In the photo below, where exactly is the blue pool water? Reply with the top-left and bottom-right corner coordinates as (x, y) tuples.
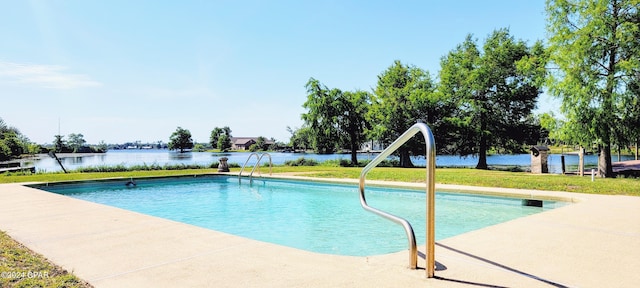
(36, 176), (565, 256)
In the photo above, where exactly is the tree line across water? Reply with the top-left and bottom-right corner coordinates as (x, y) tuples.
(1, 117), (110, 161)
(292, 1), (640, 178)
(295, 29), (546, 169)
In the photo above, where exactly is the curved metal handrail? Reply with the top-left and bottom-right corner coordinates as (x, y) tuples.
(249, 153), (272, 179)
(239, 152), (260, 181)
(359, 122), (436, 278)
(238, 152), (272, 183)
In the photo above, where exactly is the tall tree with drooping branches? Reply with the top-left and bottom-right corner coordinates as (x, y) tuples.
(301, 78), (341, 154)
(301, 78), (371, 164)
(336, 90), (371, 165)
(545, 0), (640, 177)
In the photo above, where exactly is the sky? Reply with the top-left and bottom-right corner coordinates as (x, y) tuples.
(0, 0), (558, 145)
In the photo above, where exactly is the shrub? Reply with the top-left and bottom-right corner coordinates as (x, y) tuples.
(284, 157), (318, 166)
(319, 159), (342, 167)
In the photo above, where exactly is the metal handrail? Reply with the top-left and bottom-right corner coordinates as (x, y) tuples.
(249, 153), (272, 179)
(238, 152), (272, 183)
(239, 152), (259, 181)
(359, 122), (436, 278)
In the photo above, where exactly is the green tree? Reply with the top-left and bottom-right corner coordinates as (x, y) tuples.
(301, 78), (371, 162)
(192, 143), (207, 152)
(369, 60), (438, 167)
(168, 127), (194, 153)
(336, 90), (371, 165)
(67, 133), (86, 152)
(0, 118), (24, 160)
(439, 30), (546, 169)
(1, 132), (22, 157)
(624, 75), (640, 159)
(94, 141), (108, 153)
(217, 134), (232, 151)
(538, 112), (564, 145)
(210, 127), (222, 148)
(256, 136), (271, 151)
(0, 141), (10, 161)
(53, 135), (66, 153)
(301, 78), (341, 154)
(0, 118), (36, 160)
(27, 143), (41, 155)
(15, 134), (28, 155)
(546, 0), (640, 177)
(210, 126), (232, 151)
(0, 133), (22, 160)
(287, 126), (312, 152)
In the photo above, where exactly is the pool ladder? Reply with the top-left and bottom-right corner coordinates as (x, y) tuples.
(359, 122), (436, 278)
(238, 152), (273, 183)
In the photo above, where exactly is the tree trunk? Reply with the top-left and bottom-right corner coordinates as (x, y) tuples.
(350, 137), (358, 166)
(476, 115), (489, 169)
(598, 3), (618, 178)
(598, 145), (614, 177)
(476, 135), (488, 169)
(579, 147), (585, 176)
(399, 148), (414, 168)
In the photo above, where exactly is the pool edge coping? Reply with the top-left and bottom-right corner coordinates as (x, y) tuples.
(23, 171), (585, 204)
(2, 174), (638, 287)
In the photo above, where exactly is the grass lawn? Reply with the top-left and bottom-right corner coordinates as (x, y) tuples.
(273, 166), (640, 196)
(1, 166), (638, 196)
(0, 231), (92, 288)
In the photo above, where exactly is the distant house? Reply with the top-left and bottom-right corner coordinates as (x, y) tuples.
(231, 137), (275, 150)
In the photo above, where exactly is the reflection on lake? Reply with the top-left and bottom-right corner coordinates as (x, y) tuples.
(29, 149), (636, 174)
(169, 152), (193, 160)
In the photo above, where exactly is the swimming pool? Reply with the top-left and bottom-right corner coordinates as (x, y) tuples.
(35, 175), (565, 256)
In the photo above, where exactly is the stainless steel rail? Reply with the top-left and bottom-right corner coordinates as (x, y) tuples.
(358, 122), (436, 278)
(238, 152), (272, 183)
(239, 152), (259, 181)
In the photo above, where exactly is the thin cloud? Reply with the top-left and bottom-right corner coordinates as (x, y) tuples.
(0, 61), (102, 89)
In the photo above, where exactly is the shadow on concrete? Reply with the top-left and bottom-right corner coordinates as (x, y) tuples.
(417, 250), (448, 271)
(433, 276), (511, 288)
(431, 242), (570, 288)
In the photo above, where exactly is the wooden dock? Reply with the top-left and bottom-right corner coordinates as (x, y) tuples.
(563, 159), (640, 176)
(613, 160), (640, 176)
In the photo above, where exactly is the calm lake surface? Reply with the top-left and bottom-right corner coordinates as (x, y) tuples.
(24, 149), (636, 174)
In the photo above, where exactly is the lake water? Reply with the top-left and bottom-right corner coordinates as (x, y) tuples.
(22, 149), (637, 174)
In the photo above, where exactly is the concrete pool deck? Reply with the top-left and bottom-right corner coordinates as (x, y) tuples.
(0, 176), (639, 287)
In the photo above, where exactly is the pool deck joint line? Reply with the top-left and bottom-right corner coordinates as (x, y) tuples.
(1, 174), (639, 287)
